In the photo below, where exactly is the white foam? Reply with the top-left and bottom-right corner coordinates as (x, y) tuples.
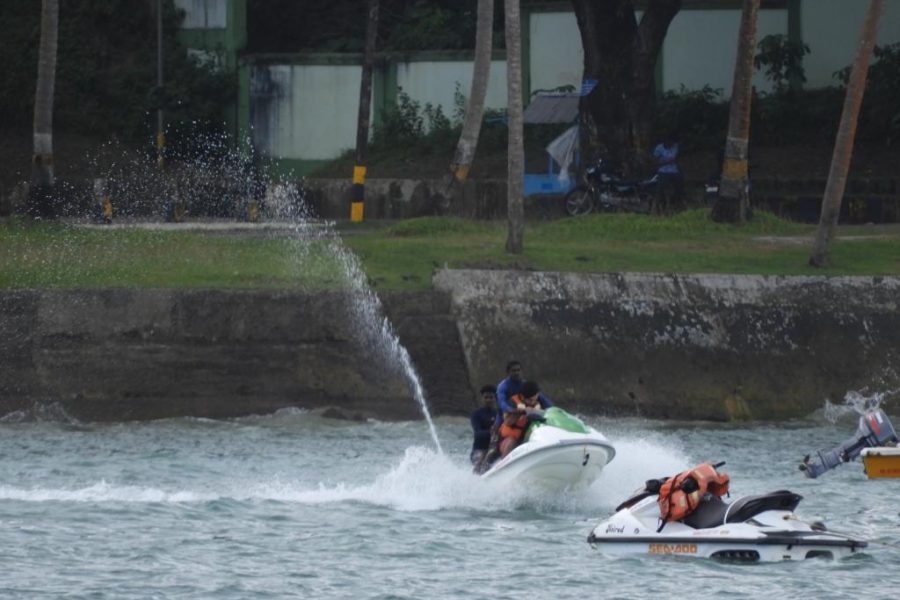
(0, 430), (691, 513)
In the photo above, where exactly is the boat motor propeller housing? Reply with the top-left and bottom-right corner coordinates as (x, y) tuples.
(800, 409), (898, 478)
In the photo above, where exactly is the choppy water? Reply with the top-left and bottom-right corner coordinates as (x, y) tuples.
(1, 408), (897, 599)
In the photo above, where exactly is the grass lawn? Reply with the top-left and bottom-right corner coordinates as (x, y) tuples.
(2, 211), (898, 290)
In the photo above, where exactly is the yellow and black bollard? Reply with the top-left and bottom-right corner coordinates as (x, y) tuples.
(351, 166), (366, 222)
(93, 178), (112, 224)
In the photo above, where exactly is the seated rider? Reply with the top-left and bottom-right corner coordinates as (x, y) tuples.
(470, 385), (498, 467)
(475, 362), (553, 473)
(498, 380), (551, 457)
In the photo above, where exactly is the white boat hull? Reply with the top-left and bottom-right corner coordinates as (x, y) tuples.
(481, 424), (615, 492)
(588, 496), (866, 562)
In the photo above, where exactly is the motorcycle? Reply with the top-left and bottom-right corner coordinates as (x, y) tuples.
(564, 159), (659, 217)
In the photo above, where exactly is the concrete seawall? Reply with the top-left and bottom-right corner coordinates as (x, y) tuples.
(0, 289), (471, 422)
(433, 270), (900, 420)
(2, 272), (898, 422)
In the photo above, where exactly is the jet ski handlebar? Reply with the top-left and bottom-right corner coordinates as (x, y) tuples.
(800, 408), (898, 478)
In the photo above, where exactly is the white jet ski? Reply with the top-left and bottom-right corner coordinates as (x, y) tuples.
(480, 407), (615, 492)
(588, 465), (867, 562)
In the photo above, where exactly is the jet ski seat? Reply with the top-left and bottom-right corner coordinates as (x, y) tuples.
(681, 490), (802, 529)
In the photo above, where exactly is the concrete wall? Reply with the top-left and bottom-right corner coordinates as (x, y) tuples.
(3, 273), (898, 423)
(251, 64), (363, 161)
(433, 270), (900, 421)
(396, 59), (508, 117)
(802, 0), (900, 88)
(0, 289), (472, 423)
(662, 8), (787, 94)
(175, 0), (227, 29)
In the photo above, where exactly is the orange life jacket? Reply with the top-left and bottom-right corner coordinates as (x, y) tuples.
(657, 463), (730, 524)
(498, 394), (532, 441)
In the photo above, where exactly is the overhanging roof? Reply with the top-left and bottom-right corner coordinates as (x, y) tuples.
(523, 93), (579, 124)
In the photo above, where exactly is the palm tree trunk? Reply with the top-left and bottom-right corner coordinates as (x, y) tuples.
(30, 0), (59, 217)
(351, 0), (379, 223)
(809, 0), (884, 267)
(450, 0), (494, 185)
(504, 0), (524, 254)
(711, 0), (759, 223)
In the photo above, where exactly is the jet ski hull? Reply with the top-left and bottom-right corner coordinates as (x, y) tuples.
(480, 413), (615, 492)
(482, 438), (615, 491)
(588, 496), (866, 562)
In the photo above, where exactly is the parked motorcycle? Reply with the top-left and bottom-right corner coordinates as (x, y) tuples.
(564, 159), (659, 216)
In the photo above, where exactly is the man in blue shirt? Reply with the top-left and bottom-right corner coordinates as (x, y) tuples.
(496, 360), (552, 423)
(473, 361), (554, 473)
(470, 385), (498, 466)
(653, 134), (684, 214)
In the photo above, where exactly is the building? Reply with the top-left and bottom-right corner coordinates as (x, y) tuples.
(176, 0), (900, 176)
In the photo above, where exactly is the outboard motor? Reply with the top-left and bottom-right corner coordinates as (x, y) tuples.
(800, 409), (898, 478)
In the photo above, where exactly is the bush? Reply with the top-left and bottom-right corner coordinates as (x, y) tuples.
(0, 1), (233, 147)
(655, 86), (729, 150)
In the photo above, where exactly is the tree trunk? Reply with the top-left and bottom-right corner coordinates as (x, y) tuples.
(505, 0), (524, 254)
(351, 0), (379, 223)
(29, 0), (59, 218)
(571, 0), (680, 173)
(450, 0), (494, 184)
(711, 0), (760, 223)
(809, 0), (884, 267)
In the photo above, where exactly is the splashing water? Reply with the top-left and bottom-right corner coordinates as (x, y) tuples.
(74, 131), (445, 451)
(237, 179), (444, 452)
(823, 389), (896, 423)
(327, 244), (444, 454)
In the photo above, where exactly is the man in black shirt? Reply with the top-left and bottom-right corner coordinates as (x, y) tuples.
(470, 384), (498, 466)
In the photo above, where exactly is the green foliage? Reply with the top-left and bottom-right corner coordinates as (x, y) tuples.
(247, 0), (504, 52)
(371, 88), (459, 156)
(0, 0), (233, 146)
(861, 43), (900, 145)
(655, 86), (728, 150)
(376, 89), (449, 137)
(751, 87), (844, 146)
(833, 43), (900, 145)
(754, 34), (810, 91)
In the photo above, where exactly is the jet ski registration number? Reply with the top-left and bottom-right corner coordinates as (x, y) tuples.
(648, 543), (698, 555)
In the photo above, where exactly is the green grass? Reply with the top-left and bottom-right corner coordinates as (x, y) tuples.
(2, 212), (898, 291)
(0, 220), (351, 289)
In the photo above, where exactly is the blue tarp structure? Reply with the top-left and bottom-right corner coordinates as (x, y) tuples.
(523, 93), (580, 198)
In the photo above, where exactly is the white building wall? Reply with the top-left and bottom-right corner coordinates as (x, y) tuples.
(174, 0), (227, 29)
(253, 65), (362, 161)
(248, 4), (900, 163)
(529, 12), (583, 92)
(396, 60), (508, 119)
(663, 8), (787, 95)
(802, 0), (900, 88)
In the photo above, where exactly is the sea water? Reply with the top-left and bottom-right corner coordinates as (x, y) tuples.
(0, 408), (897, 599)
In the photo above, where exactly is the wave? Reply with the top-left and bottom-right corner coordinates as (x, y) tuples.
(0, 432), (690, 514)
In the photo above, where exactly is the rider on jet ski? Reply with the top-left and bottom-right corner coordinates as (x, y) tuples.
(474, 362), (553, 472)
(498, 380), (552, 457)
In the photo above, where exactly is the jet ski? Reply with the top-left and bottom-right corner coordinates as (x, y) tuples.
(588, 462), (867, 562)
(480, 407), (615, 492)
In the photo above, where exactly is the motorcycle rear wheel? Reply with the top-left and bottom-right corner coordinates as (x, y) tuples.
(564, 186), (594, 217)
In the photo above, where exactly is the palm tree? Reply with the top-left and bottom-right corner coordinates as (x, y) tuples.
(448, 0), (494, 189)
(504, 0), (524, 254)
(711, 0), (759, 223)
(351, 0), (379, 222)
(809, 0), (885, 267)
(29, 0), (59, 217)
